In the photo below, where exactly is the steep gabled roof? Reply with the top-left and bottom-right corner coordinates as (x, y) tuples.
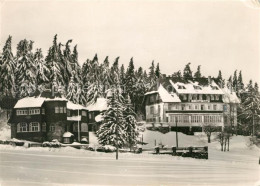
(86, 98), (108, 111)
(14, 97), (46, 108)
(145, 84), (181, 103)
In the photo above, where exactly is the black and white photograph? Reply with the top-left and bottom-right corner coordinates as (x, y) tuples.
(0, 0), (260, 185)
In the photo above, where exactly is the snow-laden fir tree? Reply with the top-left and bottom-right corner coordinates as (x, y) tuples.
(123, 95), (139, 150)
(110, 57), (120, 85)
(87, 54), (104, 103)
(34, 48), (50, 87)
(183, 62), (192, 79)
(96, 87), (126, 148)
(66, 73), (78, 103)
(125, 58), (136, 108)
(148, 60), (156, 86)
(0, 36), (16, 97)
(194, 65), (201, 78)
(45, 34), (64, 86)
(15, 39), (36, 98)
(240, 80), (260, 136)
(217, 70), (225, 88)
(155, 63), (161, 79)
(237, 70), (244, 93)
(233, 70), (238, 93)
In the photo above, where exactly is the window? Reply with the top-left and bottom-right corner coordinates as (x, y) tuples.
(67, 110), (71, 117)
(182, 105), (185, 110)
(64, 138), (70, 143)
(59, 107), (64, 113)
(193, 94), (197, 100)
(50, 125), (55, 132)
(201, 105), (204, 110)
(89, 113), (92, 119)
(150, 96), (154, 103)
(158, 105), (161, 114)
(208, 105), (211, 110)
(64, 107), (66, 113)
(195, 105), (198, 110)
(193, 85), (202, 90)
(223, 105), (227, 112)
(191, 115), (202, 123)
(82, 111), (87, 116)
(211, 95), (215, 100)
(29, 109), (40, 115)
(17, 122), (27, 132)
(215, 95), (219, 100)
(183, 95), (187, 100)
(42, 108), (45, 114)
(29, 122), (40, 132)
(42, 122), (46, 132)
(55, 107), (59, 113)
(189, 105), (192, 110)
(199, 95), (202, 100)
(73, 123), (78, 132)
(150, 106), (154, 115)
(81, 123), (88, 132)
(16, 110), (28, 115)
(213, 105), (217, 110)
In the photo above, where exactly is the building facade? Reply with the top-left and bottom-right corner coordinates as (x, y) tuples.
(8, 93), (90, 143)
(144, 77), (240, 133)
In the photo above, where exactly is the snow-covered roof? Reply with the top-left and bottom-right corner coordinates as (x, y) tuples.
(63, 132), (74, 138)
(67, 116), (82, 121)
(145, 85), (181, 103)
(67, 101), (87, 110)
(14, 97), (46, 108)
(222, 88), (241, 104)
(86, 98), (108, 111)
(169, 80), (224, 95)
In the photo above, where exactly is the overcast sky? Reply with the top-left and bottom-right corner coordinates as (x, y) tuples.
(1, 0), (259, 84)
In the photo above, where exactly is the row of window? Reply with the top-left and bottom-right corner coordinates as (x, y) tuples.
(17, 109), (45, 116)
(181, 94), (220, 101)
(17, 122), (88, 132)
(55, 107), (67, 113)
(168, 115), (223, 123)
(17, 122), (43, 132)
(167, 104), (221, 111)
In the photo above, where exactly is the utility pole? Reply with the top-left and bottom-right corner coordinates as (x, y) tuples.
(175, 116), (178, 148)
(115, 90), (119, 160)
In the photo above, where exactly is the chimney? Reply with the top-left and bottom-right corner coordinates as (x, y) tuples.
(162, 74), (166, 79)
(208, 76), (212, 84)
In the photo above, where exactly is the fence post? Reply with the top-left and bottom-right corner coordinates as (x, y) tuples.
(172, 147), (176, 155)
(155, 147), (160, 154)
(189, 147), (193, 154)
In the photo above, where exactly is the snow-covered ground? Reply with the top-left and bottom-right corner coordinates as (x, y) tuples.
(0, 129), (259, 185)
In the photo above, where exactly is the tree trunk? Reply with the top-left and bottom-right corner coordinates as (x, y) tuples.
(207, 135), (211, 143)
(227, 137), (230, 151)
(224, 139), (226, 152)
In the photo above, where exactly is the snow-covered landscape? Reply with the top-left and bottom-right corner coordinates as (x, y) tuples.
(1, 125), (260, 186)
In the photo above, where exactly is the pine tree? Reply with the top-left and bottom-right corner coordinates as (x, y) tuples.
(240, 80), (260, 136)
(97, 87), (126, 148)
(233, 70), (238, 93)
(86, 54), (104, 103)
(255, 82), (259, 93)
(183, 62), (192, 79)
(194, 65), (201, 78)
(45, 34), (64, 86)
(227, 76), (232, 91)
(15, 39), (36, 98)
(125, 57), (136, 103)
(123, 95), (138, 150)
(237, 70), (244, 91)
(155, 63), (161, 79)
(111, 57), (120, 84)
(0, 36), (16, 97)
(172, 70), (182, 78)
(148, 61), (156, 84)
(119, 64), (125, 86)
(217, 70), (225, 88)
(34, 48), (50, 86)
(66, 75), (77, 103)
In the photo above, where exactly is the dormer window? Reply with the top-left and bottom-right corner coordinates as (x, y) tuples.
(183, 95), (187, 100)
(178, 85), (186, 89)
(211, 85), (219, 90)
(211, 95), (215, 100)
(193, 85), (202, 90)
(215, 95), (219, 100)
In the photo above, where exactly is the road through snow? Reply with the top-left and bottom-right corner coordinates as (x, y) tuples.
(0, 146), (259, 186)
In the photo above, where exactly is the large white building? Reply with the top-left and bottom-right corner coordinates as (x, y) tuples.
(143, 76), (240, 134)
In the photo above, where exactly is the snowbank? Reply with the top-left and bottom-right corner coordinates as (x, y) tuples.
(0, 125), (11, 140)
